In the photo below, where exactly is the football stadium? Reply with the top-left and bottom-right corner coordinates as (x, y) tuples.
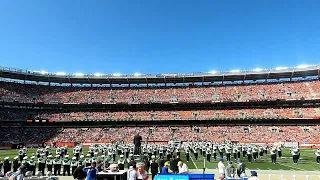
(1, 1), (320, 180)
(0, 65), (320, 180)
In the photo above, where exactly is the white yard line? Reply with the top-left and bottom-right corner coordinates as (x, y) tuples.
(278, 163), (307, 171)
(190, 154), (198, 169)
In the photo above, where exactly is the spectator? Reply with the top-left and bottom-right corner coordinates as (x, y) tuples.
(150, 157), (159, 180)
(82, 162), (97, 180)
(9, 166), (25, 180)
(177, 161), (188, 174)
(237, 159), (246, 178)
(248, 171), (259, 180)
(161, 162), (170, 174)
(127, 165), (137, 180)
(73, 162), (87, 180)
(218, 158), (225, 180)
(225, 161), (235, 178)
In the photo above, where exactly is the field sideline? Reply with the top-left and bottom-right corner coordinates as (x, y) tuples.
(0, 148), (319, 171)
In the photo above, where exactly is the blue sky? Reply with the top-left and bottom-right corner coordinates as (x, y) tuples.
(0, 0), (320, 75)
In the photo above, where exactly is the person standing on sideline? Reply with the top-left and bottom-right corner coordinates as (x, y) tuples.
(248, 171), (259, 180)
(218, 158), (225, 180)
(150, 156), (159, 180)
(73, 162), (87, 180)
(236, 159), (246, 178)
(133, 133), (142, 155)
(177, 161), (188, 174)
(82, 162), (97, 180)
(161, 162), (170, 174)
(225, 161), (235, 178)
(127, 165), (138, 180)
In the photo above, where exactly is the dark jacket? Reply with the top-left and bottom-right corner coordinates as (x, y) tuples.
(237, 163), (246, 175)
(159, 159), (165, 170)
(128, 160), (136, 167)
(151, 161), (159, 174)
(170, 159), (178, 172)
(225, 164), (235, 178)
(133, 135), (142, 146)
(73, 165), (87, 179)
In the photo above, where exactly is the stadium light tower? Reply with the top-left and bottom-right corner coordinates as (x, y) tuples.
(209, 70), (216, 74)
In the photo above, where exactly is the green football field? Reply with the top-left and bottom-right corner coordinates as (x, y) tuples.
(0, 148), (319, 171)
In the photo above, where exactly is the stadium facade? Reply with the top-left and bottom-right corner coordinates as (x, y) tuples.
(0, 65), (320, 147)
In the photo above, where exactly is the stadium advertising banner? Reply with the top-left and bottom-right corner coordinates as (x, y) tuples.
(0, 144), (11, 150)
(284, 142), (299, 148)
(26, 143), (43, 148)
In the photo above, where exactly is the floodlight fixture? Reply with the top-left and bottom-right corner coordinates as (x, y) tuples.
(56, 72), (66, 76)
(275, 67), (288, 71)
(230, 69), (240, 73)
(40, 70), (48, 75)
(134, 73), (141, 76)
(75, 73), (84, 77)
(296, 64), (309, 69)
(253, 68), (263, 72)
(113, 73), (121, 77)
(94, 73), (103, 76)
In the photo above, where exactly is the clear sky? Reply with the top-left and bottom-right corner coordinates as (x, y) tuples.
(0, 0), (320, 75)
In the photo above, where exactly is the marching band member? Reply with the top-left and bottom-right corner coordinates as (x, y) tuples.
(291, 148), (299, 164)
(38, 153), (46, 175)
(270, 148), (277, 164)
(233, 146), (238, 160)
(277, 146), (283, 158)
(71, 157), (78, 174)
(315, 149), (320, 164)
(62, 154), (71, 176)
(46, 155), (53, 172)
(3, 157), (11, 175)
(13, 156), (20, 172)
(226, 146), (231, 162)
(53, 155), (62, 176)
(259, 146), (264, 159)
(252, 146), (258, 161)
(206, 148), (211, 162)
(247, 147), (252, 163)
(118, 155), (125, 170)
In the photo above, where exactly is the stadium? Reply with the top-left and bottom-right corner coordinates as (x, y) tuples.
(1, 64), (320, 180)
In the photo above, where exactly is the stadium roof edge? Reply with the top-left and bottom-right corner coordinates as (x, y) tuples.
(0, 65), (319, 85)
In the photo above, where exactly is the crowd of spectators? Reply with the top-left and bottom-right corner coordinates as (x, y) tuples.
(0, 107), (318, 121)
(1, 125), (319, 143)
(37, 108), (319, 121)
(1, 80), (320, 104)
